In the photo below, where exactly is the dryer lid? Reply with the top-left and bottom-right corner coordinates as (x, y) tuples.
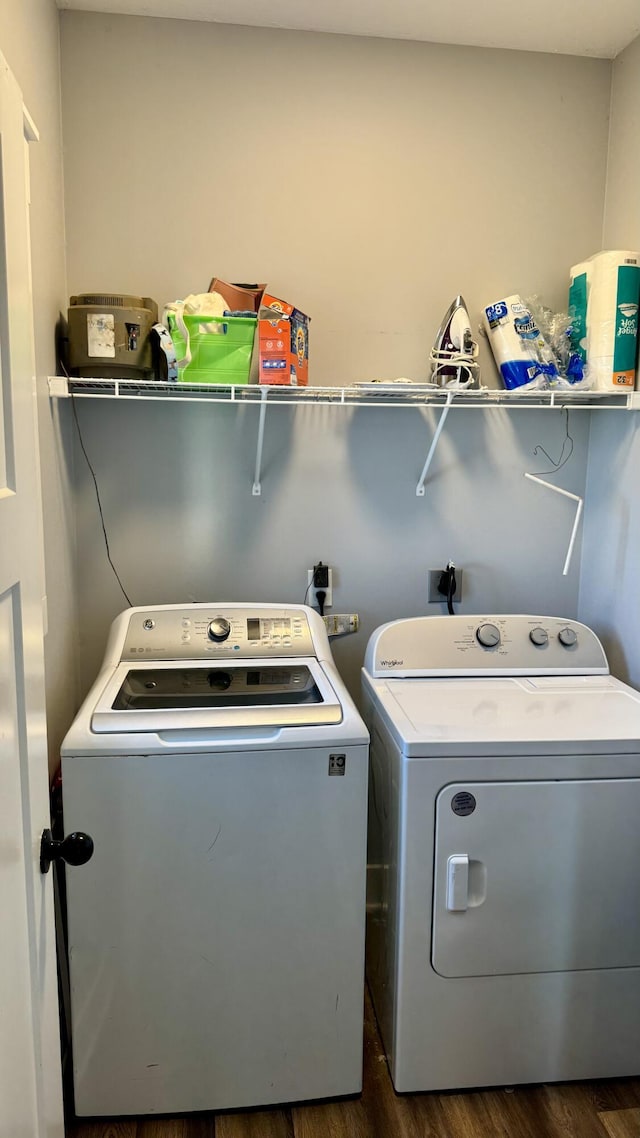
(366, 674), (640, 756)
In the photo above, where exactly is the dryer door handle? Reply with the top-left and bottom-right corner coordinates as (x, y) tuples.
(446, 854), (469, 911)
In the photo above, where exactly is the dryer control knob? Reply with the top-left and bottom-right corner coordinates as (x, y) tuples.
(530, 627), (549, 647)
(558, 626), (578, 648)
(476, 623), (501, 648)
(208, 617), (231, 642)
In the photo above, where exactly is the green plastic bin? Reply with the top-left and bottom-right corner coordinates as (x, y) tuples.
(167, 313), (256, 385)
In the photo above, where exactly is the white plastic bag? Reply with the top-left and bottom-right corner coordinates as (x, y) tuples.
(163, 292), (228, 367)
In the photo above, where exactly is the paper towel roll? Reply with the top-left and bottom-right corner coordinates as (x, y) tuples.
(569, 250), (640, 390)
(482, 295), (551, 391)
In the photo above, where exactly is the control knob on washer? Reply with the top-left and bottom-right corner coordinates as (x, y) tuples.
(476, 623), (501, 648)
(529, 627), (549, 647)
(558, 626), (578, 648)
(208, 617), (231, 642)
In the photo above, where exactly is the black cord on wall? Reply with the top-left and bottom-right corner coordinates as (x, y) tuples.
(70, 396), (133, 607)
(446, 566), (456, 616)
(438, 561), (457, 616)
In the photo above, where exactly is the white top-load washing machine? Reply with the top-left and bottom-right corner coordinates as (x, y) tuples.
(61, 603), (369, 1117)
(362, 614), (640, 1093)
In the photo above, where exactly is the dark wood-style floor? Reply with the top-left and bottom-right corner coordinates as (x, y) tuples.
(67, 991), (640, 1138)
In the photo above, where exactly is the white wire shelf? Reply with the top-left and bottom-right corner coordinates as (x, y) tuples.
(47, 376), (640, 410)
(49, 376), (640, 499)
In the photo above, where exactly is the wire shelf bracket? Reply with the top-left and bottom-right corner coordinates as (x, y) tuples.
(416, 392), (454, 496)
(252, 387), (269, 497)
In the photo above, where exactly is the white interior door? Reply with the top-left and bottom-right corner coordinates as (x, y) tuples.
(0, 54), (64, 1138)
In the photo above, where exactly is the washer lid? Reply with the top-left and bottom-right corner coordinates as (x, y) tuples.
(91, 658), (343, 732)
(366, 674), (640, 756)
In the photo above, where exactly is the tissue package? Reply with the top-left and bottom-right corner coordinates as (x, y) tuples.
(569, 251), (640, 389)
(482, 295), (552, 390)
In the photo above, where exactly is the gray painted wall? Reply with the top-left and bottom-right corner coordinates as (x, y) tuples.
(59, 13), (612, 705)
(60, 13), (610, 386)
(580, 413), (640, 685)
(0, 0), (75, 768)
(69, 398), (591, 704)
(579, 33), (640, 687)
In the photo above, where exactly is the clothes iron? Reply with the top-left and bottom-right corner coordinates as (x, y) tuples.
(430, 295), (480, 388)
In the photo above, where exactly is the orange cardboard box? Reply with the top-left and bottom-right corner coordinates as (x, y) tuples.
(258, 293), (310, 386)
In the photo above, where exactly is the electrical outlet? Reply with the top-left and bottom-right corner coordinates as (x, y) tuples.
(428, 568), (463, 604)
(307, 566), (333, 610)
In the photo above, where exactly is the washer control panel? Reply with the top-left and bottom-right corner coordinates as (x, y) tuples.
(122, 607), (315, 660)
(366, 615), (609, 676)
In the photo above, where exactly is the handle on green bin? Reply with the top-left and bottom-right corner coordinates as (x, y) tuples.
(183, 314), (257, 328)
(182, 314), (229, 335)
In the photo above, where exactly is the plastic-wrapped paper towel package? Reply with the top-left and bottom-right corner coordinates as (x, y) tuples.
(482, 295), (557, 390)
(569, 251), (640, 390)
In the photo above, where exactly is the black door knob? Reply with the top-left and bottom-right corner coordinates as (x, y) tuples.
(40, 828), (94, 874)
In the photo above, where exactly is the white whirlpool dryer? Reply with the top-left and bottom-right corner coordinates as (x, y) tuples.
(362, 614), (640, 1093)
(61, 603), (369, 1117)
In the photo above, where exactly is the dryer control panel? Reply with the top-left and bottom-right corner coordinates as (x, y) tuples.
(121, 606), (315, 661)
(365, 615), (609, 677)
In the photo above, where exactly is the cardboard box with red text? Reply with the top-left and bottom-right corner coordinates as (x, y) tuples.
(258, 294), (310, 386)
